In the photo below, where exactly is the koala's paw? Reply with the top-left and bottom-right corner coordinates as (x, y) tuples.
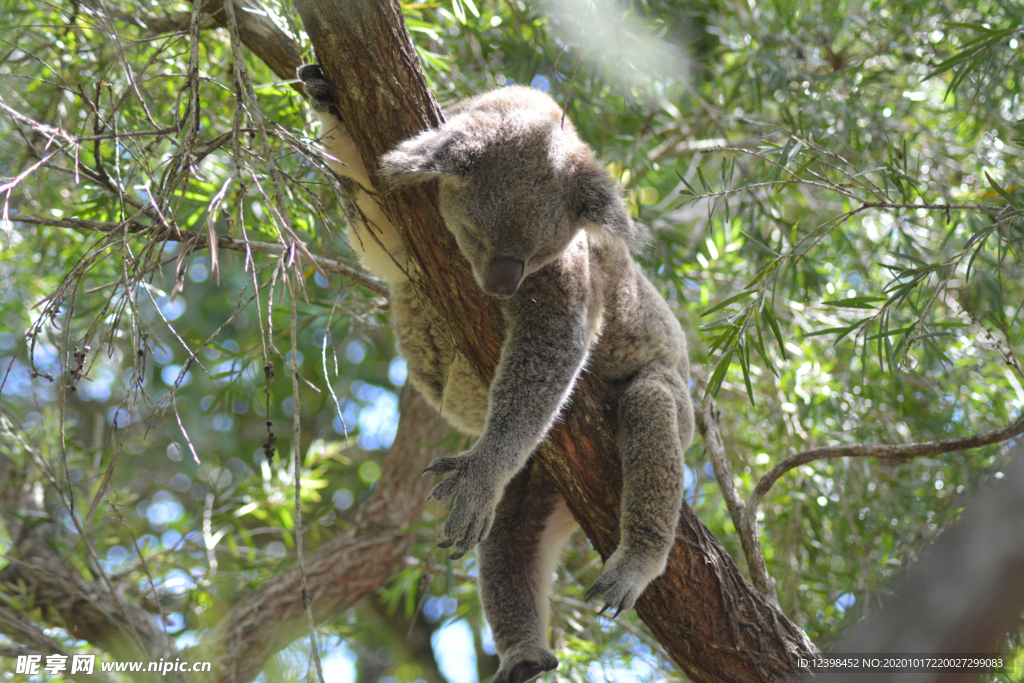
(492, 644), (558, 683)
(423, 454), (500, 559)
(296, 64), (340, 117)
(584, 548), (660, 618)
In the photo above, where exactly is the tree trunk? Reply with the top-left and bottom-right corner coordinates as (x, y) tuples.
(294, 1), (820, 681)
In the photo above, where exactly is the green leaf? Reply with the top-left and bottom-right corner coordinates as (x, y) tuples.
(697, 167), (712, 193)
(737, 336), (755, 404)
(701, 290), (755, 317)
(927, 26), (1017, 80)
(705, 347), (735, 399)
(761, 300), (788, 361)
(820, 296), (888, 309)
(675, 169), (698, 197)
(984, 171), (1021, 209)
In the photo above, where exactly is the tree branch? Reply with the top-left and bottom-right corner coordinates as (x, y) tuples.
(2, 387), (449, 683)
(696, 400), (778, 606)
(0, 609), (117, 683)
(807, 442), (1024, 683)
(7, 212), (389, 299)
(127, 0), (304, 88)
(0, 422), (179, 683)
(740, 412), (1024, 552)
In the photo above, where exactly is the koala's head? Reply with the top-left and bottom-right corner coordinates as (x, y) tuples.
(379, 86), (646, 299)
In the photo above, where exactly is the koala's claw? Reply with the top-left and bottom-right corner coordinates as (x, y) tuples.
(423, 453), (500, 557)
(426, 475), (462, 502)
(422, 456), (460, 476)
(584, 571), (639, 619)
(296, 64), (341, 116)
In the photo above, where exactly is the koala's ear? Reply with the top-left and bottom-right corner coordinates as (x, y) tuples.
(378, 125), (475, 188)
(568, 156), (650, 250)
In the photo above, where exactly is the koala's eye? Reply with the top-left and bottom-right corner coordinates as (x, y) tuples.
(529, 249), (554, 266)
(462, 229), (484, 248)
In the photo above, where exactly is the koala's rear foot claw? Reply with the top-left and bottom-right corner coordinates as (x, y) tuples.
(585, 555), (655, 618)
(491, 644), (558, 683)
(296, 63), (341, 117)
(585, 543), (668, 618)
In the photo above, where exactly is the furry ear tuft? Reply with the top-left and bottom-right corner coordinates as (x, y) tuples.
(378, 125), (476, 189)
(568, 156), (650, 250)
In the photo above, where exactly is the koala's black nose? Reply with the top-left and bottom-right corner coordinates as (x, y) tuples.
(484, 258), (525, 298)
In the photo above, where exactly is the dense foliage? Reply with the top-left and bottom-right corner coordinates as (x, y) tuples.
(1, 0), (1021, 681)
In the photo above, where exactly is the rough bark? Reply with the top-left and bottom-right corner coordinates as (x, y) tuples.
(294, 1), (820, 681)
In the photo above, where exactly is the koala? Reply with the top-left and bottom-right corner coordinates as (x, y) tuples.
(298, 65), (694, 683)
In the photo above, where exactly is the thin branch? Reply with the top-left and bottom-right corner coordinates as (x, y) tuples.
(696, 400), (778, 606)
(286, 266), (326, 683)
(7, 212), (389, 298)
(740, 413), (1024, 555)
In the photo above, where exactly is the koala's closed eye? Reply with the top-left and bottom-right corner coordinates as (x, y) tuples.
(528, 249), (554, 267)
(460, 227), (485, 249)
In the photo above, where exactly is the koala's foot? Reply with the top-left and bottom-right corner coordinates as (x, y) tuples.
(296, 64), (341, 117)
(423, 454), (501, 559)
(584, 546), (665, 618)
(492, 643), (558, 683)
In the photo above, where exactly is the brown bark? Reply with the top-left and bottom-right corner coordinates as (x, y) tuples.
(294, 1), (819, 681)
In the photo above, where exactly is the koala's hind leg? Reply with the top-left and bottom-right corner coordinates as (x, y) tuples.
(297, 64), (406, 284)
(478, 462), (578, 683)
(585, 366), (691, 616)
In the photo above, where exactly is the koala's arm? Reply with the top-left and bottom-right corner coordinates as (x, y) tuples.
(424, 273), (591, 556)
(481, 289), (589, 469)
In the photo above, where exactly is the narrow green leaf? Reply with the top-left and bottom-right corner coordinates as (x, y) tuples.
(705, 348), (735, 399)
(752, 313), (779, 377)
(675, 169), (698, 196)
(820, 296), (888, 309)
(696, 167), (712, 193)
(762, 301), (788, 361)
(701, 290), (756, 317)
(984, 171), (1021, 209)
(746, 257), (781, 290)
(738, 337), (755, 405)
(805, 325), (858, 338)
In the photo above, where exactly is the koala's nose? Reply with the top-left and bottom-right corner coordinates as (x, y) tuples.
(484, 258), (525, 298)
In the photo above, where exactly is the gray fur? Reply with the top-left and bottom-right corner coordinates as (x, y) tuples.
(299, 65), (694, 683)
